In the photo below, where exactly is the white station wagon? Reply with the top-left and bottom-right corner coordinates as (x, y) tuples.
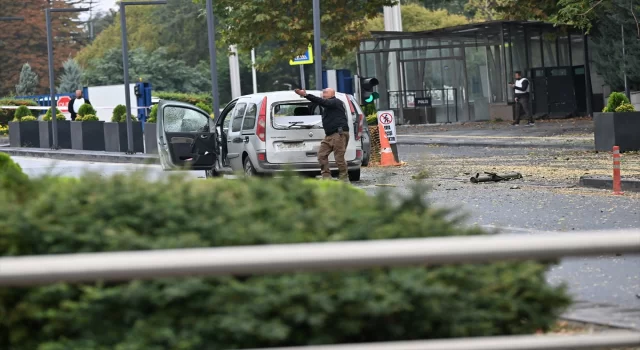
(156, 91), (365, 180)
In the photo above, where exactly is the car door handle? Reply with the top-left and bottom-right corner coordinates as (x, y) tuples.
(232, 138), (243, 143)
(243, 137), (249, 143)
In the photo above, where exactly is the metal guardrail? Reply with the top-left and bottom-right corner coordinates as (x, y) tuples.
(1, 230), (639, 349)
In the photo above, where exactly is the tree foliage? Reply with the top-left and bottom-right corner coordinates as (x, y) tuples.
(15, 63), (39, 96)
(197, 0), (397, 70)
(0, 169), (570, 349)
(367, 3), (469, 32)
(57, 59), (84, 93)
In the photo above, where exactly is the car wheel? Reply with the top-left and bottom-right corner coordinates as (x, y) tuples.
(348, 169), (361, 182)
(244, 157), (258, 177)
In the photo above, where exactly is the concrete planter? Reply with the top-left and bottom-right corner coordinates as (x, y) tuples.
(71, 121), (105, 151)
(594, 112), (640, 152)
(39, 121), (72, 149)
(144, 122), (158, 154)
(8, 121), (40, 148)
(104, 122), (144, 153)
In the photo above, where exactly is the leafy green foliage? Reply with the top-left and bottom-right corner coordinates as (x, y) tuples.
(196, 102), (213, 115)
(0, 171), (570, 349)
(57, 59), (84, 94)
(147, 104), (158, 123)
(0, 153), (30, 202)
(603, 92), (630, 112)
(43, 107), (65, 121)
(198, 0), (397, 70)
(111, 104), (127, 123)
(15, 63), (39, 96)
(0, 99), (38, 125)
(367, 3), (468, 32)
(12, 105), (32, 121)
(366, 113), (378, 126)
(77, 103), (97, 118)
(615, 102), (636, 112)
(154, 91), (212, 106)
(76, 114), (99, 122)
(0, 125), (7, 136)
(18, 115), (37, 122)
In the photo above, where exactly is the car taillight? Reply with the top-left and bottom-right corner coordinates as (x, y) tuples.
(257, 152), (266, 161)
(257, 96), (267, 142)
(357, 113), (364, 141)
(356, 150), (363, 159)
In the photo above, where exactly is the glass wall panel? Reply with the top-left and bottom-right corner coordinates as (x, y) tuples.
(466, 46), (490, 120)
(558, 35), (570, 66)
(528, 28), (543, 68)
(571, 34), (585, 66)
(543, 32), (558, 67)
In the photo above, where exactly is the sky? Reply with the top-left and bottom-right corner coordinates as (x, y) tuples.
(94, 0), (117, 13)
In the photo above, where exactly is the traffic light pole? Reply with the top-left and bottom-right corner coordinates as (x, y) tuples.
(312, 0), (322, 90)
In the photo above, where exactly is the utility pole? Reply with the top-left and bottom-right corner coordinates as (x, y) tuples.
(229, 45), (242, 99)
(251, 49), (258, 94)
(205, 0), (220, 115)
(621, 24), (630, 100)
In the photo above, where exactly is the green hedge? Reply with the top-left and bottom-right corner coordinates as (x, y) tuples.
(111, 104), (127, 122)
(603, 92), (630, 112)
(77, 103), (97, 118)
(43, 107), (65, 121)
(0, 99), (38, 125)
(0, 166), (570, 349)
(12, 105), (33, 121)
(155, 91), (212, 108)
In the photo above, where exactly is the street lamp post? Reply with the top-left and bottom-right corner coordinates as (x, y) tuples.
(312, 0), (322, 90)
(46, 8), (89, 150)
(119, 1), (167, 154)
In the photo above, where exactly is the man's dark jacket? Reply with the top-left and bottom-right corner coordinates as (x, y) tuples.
(303, 94), (349, 136)
(68, 98), (91, 121)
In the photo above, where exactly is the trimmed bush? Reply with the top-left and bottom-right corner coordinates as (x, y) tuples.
(0, 153), (30, 201)
(154, 91), (212, 107)
(19, 116), (37, 122)
(363, 103), (377, 116)
(614, 103), (636, 112)
(147, 104), (158, 123)
(366, 113), (378, 126)
(0, 99), (38, 125)
(13, 105), (32, 121)
(603, 92), (630, 112)
(0, 171), (570, 350)
(77, 103), (97, 118)
(43, 107), (66, 121)
(0, 125), (7, 135)
(196, 101), (213, 115)
(111, 104), (127, 122)
(76, 114), (99, 122)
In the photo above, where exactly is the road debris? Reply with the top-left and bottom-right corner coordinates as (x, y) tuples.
(470, 172), (523, 183)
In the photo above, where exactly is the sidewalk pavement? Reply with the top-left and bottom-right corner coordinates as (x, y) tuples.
(396, 118), (594, 150)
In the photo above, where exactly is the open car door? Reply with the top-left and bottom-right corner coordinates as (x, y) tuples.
(156, 100), (216, 171)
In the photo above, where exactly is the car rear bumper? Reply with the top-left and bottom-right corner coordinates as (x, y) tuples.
(256, 159), (361, 173)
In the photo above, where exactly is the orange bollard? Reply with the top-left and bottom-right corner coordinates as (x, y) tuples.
(378, 123), (401, 167)
(613, 146), (624, 195)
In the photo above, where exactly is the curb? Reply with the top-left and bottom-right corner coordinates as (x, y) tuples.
(398, 139), (593, 150)
(561, 300), (640, 330)
(0, 148), (160, 165)
(579, 176), (640, 192)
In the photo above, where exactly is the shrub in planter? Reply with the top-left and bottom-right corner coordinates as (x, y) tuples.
(366, 113), (378, 126)
(0, 173), (571, 350)
(0, 125), (8, 136)
(111, 104), (127, 123)
(71, 114), (105, 151)
(602, 92), (630, 112)
(147, 104), (158, 123)
(18, 115), (37, 122)
(615, 103), (636, 112)
(12, 105), (32, 121)
(77, 103), (97, 118)
(42, 107), (66, 121)
(144, 105), (158, 153)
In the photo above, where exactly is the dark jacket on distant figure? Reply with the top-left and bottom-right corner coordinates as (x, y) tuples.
(68, 97), (91, 121)
(303, 94), (349, 136)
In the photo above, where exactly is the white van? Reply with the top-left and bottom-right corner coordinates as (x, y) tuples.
(156, 90), (365, 180)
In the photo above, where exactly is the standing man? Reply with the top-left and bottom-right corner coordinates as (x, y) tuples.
(68, 89), (91, 121)
(294, 88), (350, 182)
(509, 71), (534, 126)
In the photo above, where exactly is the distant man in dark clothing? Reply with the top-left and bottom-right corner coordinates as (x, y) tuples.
(294, 88), (350, 181)
(68, 89), (91, 121)
(509, 71), (534, 126)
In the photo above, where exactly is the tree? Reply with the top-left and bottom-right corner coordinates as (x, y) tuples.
(195, 0), (397, 70)
(57, 59), (84, 93)
(15, 63), (39, 96)
(464, 0), (559, 21)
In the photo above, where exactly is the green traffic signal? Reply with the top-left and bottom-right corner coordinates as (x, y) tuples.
(364, 92), (379, 103)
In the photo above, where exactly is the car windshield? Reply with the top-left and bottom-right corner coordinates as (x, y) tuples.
(272, 102), (323, 129)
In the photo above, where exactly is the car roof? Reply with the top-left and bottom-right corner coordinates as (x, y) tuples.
(239, 90), (351, 102)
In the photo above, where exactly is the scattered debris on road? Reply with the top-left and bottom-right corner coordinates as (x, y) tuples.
(470, 172), (523, 183)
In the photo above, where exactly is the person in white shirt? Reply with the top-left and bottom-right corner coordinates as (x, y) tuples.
(68, 90), (91, 121)
(509, 71), (534, 126)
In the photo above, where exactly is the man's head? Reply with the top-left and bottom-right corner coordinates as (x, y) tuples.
(514, 71), (522, 80)
(75, 90), (83, 98)
(322, 88), (336, 99)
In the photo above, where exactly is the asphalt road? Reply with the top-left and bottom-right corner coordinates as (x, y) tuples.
(11, 151), (640, 318)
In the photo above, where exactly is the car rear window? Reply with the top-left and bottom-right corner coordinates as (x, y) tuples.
(271, 102), (323, 129)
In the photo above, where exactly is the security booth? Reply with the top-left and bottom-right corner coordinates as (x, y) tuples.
(357, 21), (598, 124)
